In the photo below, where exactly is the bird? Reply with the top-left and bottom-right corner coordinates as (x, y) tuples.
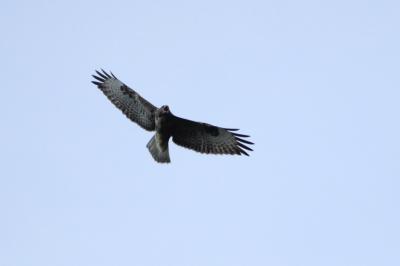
(92, 69), (253, 163)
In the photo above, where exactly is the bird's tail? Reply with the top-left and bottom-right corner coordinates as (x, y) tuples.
(146, 134), (171, 163)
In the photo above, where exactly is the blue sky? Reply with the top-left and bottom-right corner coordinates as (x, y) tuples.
(1, 0), (399, 265)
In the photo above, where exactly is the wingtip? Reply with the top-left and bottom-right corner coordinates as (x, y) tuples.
(238, 147), (249, 156)
(92, 74), (105, 82)
(233, 132), (250, 138)
(95, 70), (107, 79)
(101, 69), (112, 78)
(235, 137), (254, 145)
(237, 142), (253, 151)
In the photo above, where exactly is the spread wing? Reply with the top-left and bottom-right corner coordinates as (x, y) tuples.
(92, 69), (157, 131)
(171, 116), (254, 156)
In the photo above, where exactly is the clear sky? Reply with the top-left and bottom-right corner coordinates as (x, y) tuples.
(1, 0), (399, 265)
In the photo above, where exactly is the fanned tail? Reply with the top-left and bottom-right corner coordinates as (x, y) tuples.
(146, 135), (171, 163)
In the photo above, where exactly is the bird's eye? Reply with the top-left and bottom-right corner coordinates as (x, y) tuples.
(164, 106), (169, 111)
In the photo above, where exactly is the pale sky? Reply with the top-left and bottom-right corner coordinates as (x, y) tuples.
(1, 1), (399, 265)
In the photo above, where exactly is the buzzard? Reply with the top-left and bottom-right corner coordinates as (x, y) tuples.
(92, 69), (253, 163)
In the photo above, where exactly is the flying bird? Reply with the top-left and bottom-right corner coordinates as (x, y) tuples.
(92, 69), (253, 163)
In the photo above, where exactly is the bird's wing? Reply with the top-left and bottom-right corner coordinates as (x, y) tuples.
(171, 116), (253, 156)
(92, 69), (157, 131)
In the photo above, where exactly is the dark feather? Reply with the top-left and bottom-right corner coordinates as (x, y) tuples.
(92, 75), (105, 82)
(237, 142), (253, 151)
(101, 69), (112, 78)
(232, 132), (250, 138)
(95, 70), (108, 79)
(235, 137), (254, 145)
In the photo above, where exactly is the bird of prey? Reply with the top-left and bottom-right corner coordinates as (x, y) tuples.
(92, 69), (253, 163)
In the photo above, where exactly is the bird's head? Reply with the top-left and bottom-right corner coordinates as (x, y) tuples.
(155, 105), (172, 129)
(156, 105), (171, 120)
(159, 105), (170, 116)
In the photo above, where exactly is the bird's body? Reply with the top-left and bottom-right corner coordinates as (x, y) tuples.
(92, 69), (253, 163)
(148, 106), (173, 162)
